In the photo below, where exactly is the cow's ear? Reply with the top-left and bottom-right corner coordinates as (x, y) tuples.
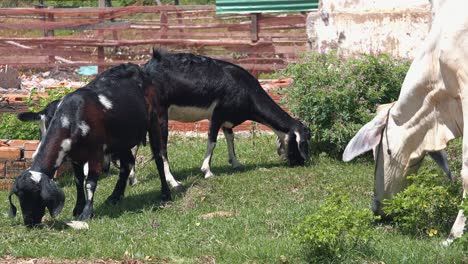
(343, 110), (389, 162)
(40, 178), (65, 218)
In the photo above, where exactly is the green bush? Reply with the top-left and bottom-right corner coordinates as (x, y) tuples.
(294, 189), (376, 262)
(0, 86), (74, 140)
(279, 52), (410, 158)
(383, 170), (462, 237)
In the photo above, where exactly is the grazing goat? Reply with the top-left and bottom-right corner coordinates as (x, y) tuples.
(18, 101), (139, 185)
(143, 49), (311, 181)
(9, 63), (170, 226)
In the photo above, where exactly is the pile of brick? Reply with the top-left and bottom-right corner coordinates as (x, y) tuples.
(0, 140), (71, 190)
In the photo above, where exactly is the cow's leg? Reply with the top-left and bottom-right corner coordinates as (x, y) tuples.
(160, 111), (180, 188)
(77, 152), (103, 221)
(106, 149), (134, 204)
(201, 114), (223, 178)
(72, 162), (86, 218)
(222, 127), (242, 168)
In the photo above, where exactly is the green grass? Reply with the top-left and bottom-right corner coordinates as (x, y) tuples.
(0, 135), (466, 263)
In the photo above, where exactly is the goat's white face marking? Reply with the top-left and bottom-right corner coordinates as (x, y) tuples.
(61, 116), (70, 128)
(98, 95), (113, 110)
(168, 101), (218, 122)
(78, 121), (90, 136)
(55, 138), (72, 167)
(294, 131), (301, 145)
(30, 171), (43, 183)
(57, 100), (63, 109)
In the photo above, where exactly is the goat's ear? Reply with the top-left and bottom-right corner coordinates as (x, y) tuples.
(8, 182), (17, 218)
(40, 178), (65, 218)
(342, 110), (389, 162)
(428, 150), (453, 181)
(152, 48), (162, 61)
(17, 112), (41, 122)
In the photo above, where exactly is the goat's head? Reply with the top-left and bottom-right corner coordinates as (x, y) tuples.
(285, 122), (311, 166)
(9, 170), (64, 227)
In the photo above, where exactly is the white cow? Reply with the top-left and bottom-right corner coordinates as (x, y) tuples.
(343, 0), (468, 244)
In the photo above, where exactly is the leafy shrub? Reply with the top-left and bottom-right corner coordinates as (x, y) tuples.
(383, 170), (462, 237)
(0, 86), (74, 140)
(279, 52), (410, 158)
(294, 189), (376, 262)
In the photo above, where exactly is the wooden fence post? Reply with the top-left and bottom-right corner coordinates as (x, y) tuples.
(250, 13), (259, 42)
(97, 0), (105, 73)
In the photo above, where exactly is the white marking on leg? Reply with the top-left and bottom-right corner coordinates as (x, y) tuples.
(83, 162), (89, 177)
(61, 116), (70, 128)
(30, 171), (43, 183)
(32, 141), (41, 160)
(163, 156), (180, 187)
(128, 166), (138, 186)
(224, 129), (242, 168)
(294, 131), (301, 145)
(85, 183), (93, 200)
(201, 141), (216, 178)
(273, 129), (287, 159)
(55, 138), (72, 167)
(78, 121), (90, 136)
(39, 115), (47, 135)
(98, 95), (113, 110)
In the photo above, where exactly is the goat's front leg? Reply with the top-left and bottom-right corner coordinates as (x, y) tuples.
(201, 115), (222, 178)
(222, 127), (243, 169)
(106, 149), (134, 204)
(72, 162), (86, 218)
(77, 155), (103, 221)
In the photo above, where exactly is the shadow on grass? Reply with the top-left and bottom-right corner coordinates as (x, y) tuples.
(92, 160), (295, 219)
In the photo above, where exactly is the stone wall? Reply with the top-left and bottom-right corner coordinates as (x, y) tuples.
(307, 0), (432, 58)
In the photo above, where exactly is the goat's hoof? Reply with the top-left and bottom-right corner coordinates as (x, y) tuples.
(128, 178), (138, 186)
(168, 180), (181, 188)
(204, 171), (215, 178)
(160, 191), (172, 202)
(105, 195), (123, 205)
(77, 211), (93, 221)
(231, 162), (244, 169)
(72, 206), (84, 218)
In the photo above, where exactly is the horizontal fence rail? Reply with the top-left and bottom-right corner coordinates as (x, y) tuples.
(0, 5), (309, 75)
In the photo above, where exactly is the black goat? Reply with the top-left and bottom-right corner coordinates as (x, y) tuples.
(9, 63), (170, 226)
(143, 49), (311, 180)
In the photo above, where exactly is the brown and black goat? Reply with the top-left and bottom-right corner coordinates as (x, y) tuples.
(9, 63), (170, 226)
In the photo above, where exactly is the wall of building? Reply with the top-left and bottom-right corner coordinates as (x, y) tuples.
(307, 0), (432, 58)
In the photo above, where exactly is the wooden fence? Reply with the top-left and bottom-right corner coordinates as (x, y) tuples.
(0, 5), (309, 75)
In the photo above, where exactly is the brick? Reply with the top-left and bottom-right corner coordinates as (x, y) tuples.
(24, 150), (36, 160)
(5, 160), (31, 179)
(0, 161), (5, 178)
(0, 147), (22, 161)
(24, 141), (40, 151)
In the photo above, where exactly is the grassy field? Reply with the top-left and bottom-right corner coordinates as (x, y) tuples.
(0, 135), (466, 263)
